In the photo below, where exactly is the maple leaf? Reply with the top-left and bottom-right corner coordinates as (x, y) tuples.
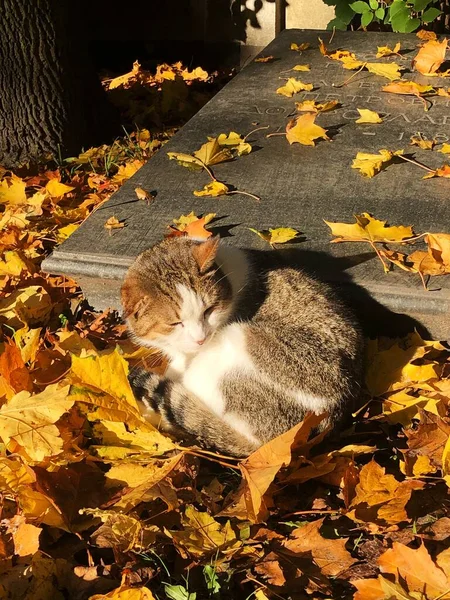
(404, 410), (450, 470)
(169, 211), (216, 239)
(295, 99), (339, 113)
(382, 80), (435, 102)
(181, 65), (209, 81)
(325, 212), (413, 244)
(221, 413), (326, 523)
(168, 139), (233, 170)
(365, 62), (403, 80)
(6, 515), (41, 557)
(0, 174), (27, 205)
(249, 226), (299, 247)
(45, 179), (74, 198)
(411, 134), (435, 149)
(90, 585), (156, 600)
(134, 187), (154, 204)
(437, 87), (450, 96)
(355, 108), (383, 124)
(376, 42), (401, 58)
(417, 29), (437, 41)
(286, 113), (329, 146)
(413, 38), (448, 75)
(0, 384), (73, 462)
(423, 164), (450, 179)
(347, 460), (424, 525)
(282, 518), (356, 576)
(255, 55), (275, 63)
(112, 159), (144, 184)
(0, 285), (53, 329)
(216, 131), (252, 155)
(93, 419), (175, 459)
(276, 78), (313, 97)
(291, 42), (310, 51)
(107, 60), (142, 90)
(439, 143), (450, 153)
(0, 457), (35, 494)
(193, 181), (229, 197)
(169, 504), (242, 559)
(378, 542), (450, 598)
(351, 149), (402, 177)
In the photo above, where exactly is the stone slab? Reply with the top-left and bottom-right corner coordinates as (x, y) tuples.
(43, 29), (450, 339)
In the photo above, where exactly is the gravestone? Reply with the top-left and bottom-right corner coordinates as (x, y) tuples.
(43, 29), (450, 339)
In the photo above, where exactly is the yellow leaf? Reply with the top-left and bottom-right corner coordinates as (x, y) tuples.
(417, 30), (437, 41)
(443, 434), (450, 486)
(439, 143), (450, 153)
(286, 113), (329, 146)
(6, 515), (41, 557)
(108, 60), (142, 90)
(0, 384), (73, 462)
(181, 65), (209, 81)
(112, 159), (144, 184)
(254, 55), (275, 63)
(216, 131), (252, 155)
(193, 181), (229, 197)
(167, 151), (204, 170)
(0, 175), (27, 205)
(295, 99), (339, 113)
(193, 138), (234, 166)
(17, 487), (67, 529)
(69, 348), (143, 425)
(0, 250), (30, 277)
(366, 62), (403, 80)
(0, 457), (35, 494)
(351, 149), (402, 177)
(276, 78), (313, 97)
(0, 209), (30, 229)
(411, 134), (435, 149)
(45, 179), (74, 198)
(169, 505), (241, 558)
(0, 285), (53, 329)
(104, 216), (125, 232)
(249, 227), (299, 247)
(89, 585), (156, 600)
(376, 42), (401, 58)
(325, 212), (413, 245)
(339, 56), (365, 70)
(355, 108), (383, 124)
(80, 509), (157, 552)
(15, 326), (41, 364)
(413, 38), (448, 75)
(92, 420), (176, 458)
(292, 64), (310, 71)
(56, 223), (79, 243)
(291, 42), (310, 51)
(382, 80), (435, 97)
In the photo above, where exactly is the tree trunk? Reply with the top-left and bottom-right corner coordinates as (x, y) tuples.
(0, 0), (118, 168)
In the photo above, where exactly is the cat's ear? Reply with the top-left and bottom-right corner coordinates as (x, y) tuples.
(192, 236), (220, 273)
(121, 280), (145, 319)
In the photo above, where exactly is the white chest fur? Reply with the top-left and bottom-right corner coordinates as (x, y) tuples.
(178, 323), (255, 415)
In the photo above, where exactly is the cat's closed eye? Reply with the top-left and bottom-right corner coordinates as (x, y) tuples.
(203, 307), (215, 319)
(170, 321), (183, 327)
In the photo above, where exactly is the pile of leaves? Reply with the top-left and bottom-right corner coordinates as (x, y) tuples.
(2, 50), (450, 600)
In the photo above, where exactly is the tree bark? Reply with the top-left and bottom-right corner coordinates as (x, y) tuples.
(0, 0), (118, 168)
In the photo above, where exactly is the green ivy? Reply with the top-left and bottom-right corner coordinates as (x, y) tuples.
(325, 0), (442, 33)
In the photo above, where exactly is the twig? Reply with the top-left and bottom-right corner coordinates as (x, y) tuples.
(181, 448), (239, 469)
(227, 190), (260, 202)
(397, 154), (434, 173)
(332, 63), (367, 88)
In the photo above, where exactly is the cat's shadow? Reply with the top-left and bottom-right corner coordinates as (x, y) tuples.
(243, 247), (430, 339)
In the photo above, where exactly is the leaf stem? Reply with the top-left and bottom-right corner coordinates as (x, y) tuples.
(397, 154), (434, 172)
(266, 132), (287, 138)
(227, 190), (260, 202)
(244, 125), (270, 141)
(332, 63), (367, 88)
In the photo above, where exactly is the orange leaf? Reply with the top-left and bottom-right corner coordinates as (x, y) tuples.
(413, 38), (448, 75)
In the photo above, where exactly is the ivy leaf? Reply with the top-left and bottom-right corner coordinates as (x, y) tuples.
(286, 113), (329, 146)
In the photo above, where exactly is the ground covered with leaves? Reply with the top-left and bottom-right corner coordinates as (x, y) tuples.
(1, 51), (450, 600)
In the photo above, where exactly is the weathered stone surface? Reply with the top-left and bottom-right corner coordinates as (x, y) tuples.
(43, 29), (450, 339)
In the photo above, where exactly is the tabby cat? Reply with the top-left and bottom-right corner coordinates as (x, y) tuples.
(121, 236), (363, 457)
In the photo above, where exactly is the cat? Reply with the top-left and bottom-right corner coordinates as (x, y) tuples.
(121, 236), (364, 457)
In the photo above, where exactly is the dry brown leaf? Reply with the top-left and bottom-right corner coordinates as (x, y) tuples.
(104, 216), (125, 232)
(417, 30), (437, 41)
(255, 55), (275, 63)
(134, 187), (154, 204)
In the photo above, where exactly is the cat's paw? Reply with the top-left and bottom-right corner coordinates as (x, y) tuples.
(128, 367), (162, 399)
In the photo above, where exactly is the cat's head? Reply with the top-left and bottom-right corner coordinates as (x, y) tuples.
(121, 236), (233, 355)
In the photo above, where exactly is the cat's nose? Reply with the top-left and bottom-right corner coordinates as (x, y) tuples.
(196, 338), (206, 345)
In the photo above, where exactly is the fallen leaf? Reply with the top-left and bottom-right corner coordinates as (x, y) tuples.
(45, 179), (74, 198)
(347, 460), (424, 525)
(292, 64), (311, 71)
(0, 384), (73, 462)
(355, 108), (383, 124)
(423, 164), (450, 179)
(193, 181), (229, 197)
(282, 518), (356, 576)
(351, 577), (384, 600)
(216, 132), (252, 156)
(378, 542), (450, 598)
(439, 143), (450, 153)
(112, 159), (144, 184)
(413, 38), (448, 75)
(351, 149), (402, 177)
(0, 175), (27, 205)
(382, 80), (435, 101)
(276, 77), (313, 97)
(0, 285), (53, 329)
(376, 42), (401, 58)
(6, 515), (41, 557)
(286, 113), (329, 146)
(169, 211), (216, 239)
(291, 42), (310, 51)
(411, 134), (435, 149)
(249, 226), (299, 247)
(417, 30), (437, 41)
(366, 62), (403, 80)
(104, 216), (125, 232)
(325, 212), (413, 243)
(295, 99), (339, 113)
(134, 187), (154, 204)
(404, 410), (450, 470)
(437, 87), (450, 96)
(89, 585), (156, 599)
(255, 55), (275, 63)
